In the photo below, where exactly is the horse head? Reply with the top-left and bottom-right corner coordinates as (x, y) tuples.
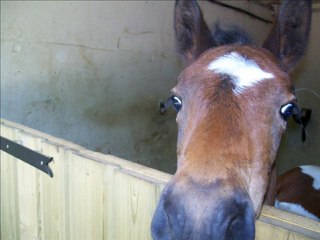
(152, 0), (312, 239)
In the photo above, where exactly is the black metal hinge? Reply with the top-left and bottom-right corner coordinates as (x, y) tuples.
(0, 136), (53, 177)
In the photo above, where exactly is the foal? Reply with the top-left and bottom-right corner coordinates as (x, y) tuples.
(276, 165), (320, 221)
(152, 0), (312, 239)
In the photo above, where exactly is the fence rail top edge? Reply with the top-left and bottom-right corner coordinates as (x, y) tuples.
(0, 118), (172, 184)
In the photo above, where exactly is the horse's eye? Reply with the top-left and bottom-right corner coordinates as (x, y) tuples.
(171, 96), (182, 111)
(280, 103), (297, 120)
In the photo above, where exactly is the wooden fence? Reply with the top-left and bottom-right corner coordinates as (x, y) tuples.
(1, 118), (319, 240)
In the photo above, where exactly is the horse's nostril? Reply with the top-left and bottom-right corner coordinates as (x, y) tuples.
(225, 212), (255, 240)
(223, 193), (255, 240)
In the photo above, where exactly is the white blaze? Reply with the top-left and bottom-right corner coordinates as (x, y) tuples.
(208, 52), (274, 94)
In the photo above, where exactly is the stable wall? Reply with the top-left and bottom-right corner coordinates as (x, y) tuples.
(1, 1), (319, 174)
(1, 1), (180, 173)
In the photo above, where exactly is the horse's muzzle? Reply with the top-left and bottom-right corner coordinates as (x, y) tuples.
(151, 185), (255, 240)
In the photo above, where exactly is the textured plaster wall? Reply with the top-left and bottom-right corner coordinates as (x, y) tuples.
(1, 1), (318, 174)
(1, 1), (180, 173)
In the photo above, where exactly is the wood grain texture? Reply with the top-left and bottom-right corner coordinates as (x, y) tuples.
(260, 205), (320, 239)
(103, 165), (163, 240)
(15, 131), (41, 239)
(38, 141), (69, 239)
(1, 125), (20, 240)
(66, 153), (104, 239)
(256, 221), (290, 240)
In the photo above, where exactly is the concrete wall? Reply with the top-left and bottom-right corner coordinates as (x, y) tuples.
(1, 1), (180, 173)
(1, 1), (318, 174)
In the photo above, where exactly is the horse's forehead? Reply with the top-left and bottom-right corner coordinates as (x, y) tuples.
(176, 46), (290, 95)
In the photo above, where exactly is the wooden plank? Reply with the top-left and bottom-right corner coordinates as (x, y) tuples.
(0, 125), (20, 240)
(255, 214), (316, 240)
(76, 150), (172, 185)
(104, 166), (164, 240)
(67, 153), (104, 239)
(255, 218), (315, 240)
(15, 130), (41, 239)
(38, 140), (71, 239)
(256, 221), (290, 240)
(260, 205), (320, 239)
(288, 231), (316, 240)
(0, 119), (86, 152)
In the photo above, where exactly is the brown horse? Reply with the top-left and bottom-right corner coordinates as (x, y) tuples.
(151, 0), (312, 239)
(276, 165), (320, 221)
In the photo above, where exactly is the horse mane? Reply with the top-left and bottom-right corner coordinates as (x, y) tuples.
(213, 21), (254, 46)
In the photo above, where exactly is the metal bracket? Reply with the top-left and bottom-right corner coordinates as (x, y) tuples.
(0, 136), (53, 177)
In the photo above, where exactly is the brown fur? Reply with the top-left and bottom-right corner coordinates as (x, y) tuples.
(264, 163), (277, 205)
(173, 45), (295, 214)
(277, 167), (320, 218)
(262, 0), (312, 71)
(174, 0), (216, 65)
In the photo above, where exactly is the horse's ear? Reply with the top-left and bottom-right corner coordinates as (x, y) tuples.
(262, 0), (312, 72)
(174, 0), (216, 66)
